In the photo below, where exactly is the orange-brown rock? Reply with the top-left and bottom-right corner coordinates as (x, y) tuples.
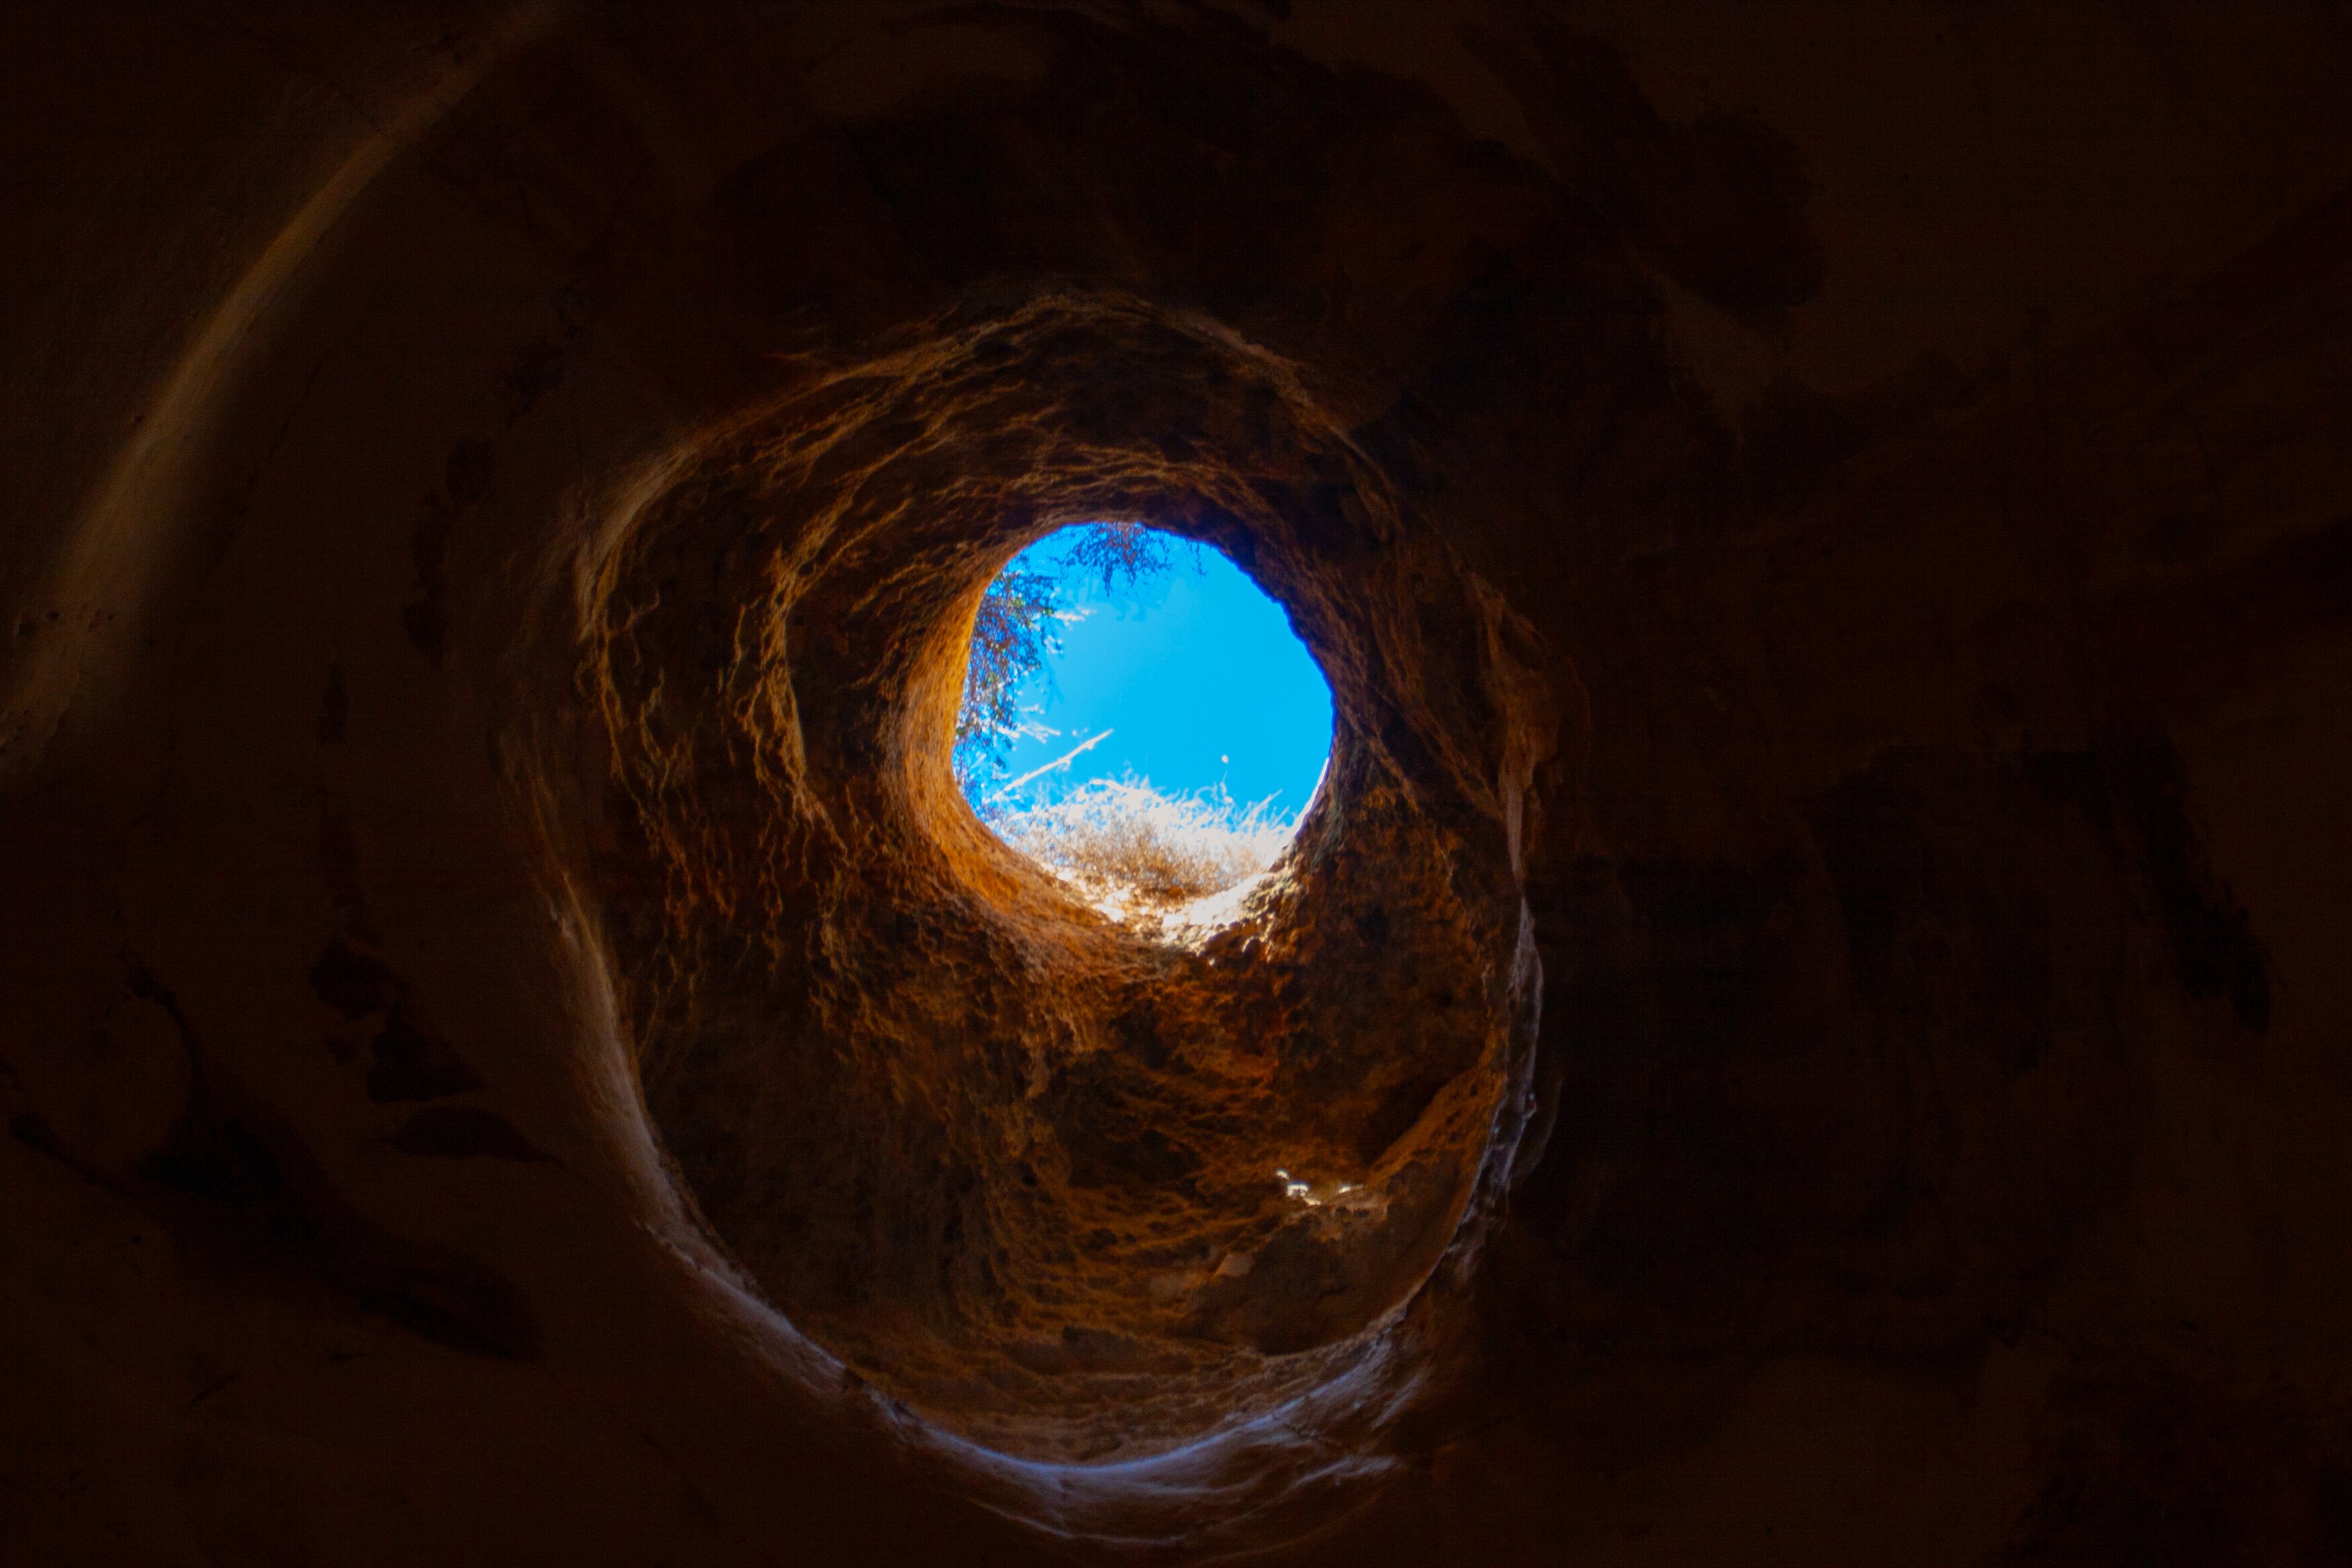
(4, 3), (2351, 1562)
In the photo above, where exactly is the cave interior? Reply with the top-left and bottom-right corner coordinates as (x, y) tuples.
(5, 3), (2352, 1563)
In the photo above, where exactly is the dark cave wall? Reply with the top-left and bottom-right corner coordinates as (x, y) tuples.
(1439, 185), (2352, 1563)
(4, 3), (2352, 1563)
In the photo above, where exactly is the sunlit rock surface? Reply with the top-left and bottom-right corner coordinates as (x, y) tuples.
(5, 3), (2352, 1561)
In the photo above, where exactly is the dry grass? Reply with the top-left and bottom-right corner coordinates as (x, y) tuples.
(986, 775), (1295, 914)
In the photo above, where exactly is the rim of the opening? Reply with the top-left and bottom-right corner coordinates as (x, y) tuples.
(944, 523), (1336, 938)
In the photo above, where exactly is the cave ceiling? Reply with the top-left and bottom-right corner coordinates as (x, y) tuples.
(4, 3), (2352, 1562)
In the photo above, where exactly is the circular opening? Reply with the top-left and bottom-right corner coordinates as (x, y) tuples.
(957, 523), (1334, 928)
(583, 297), (1546, 1482)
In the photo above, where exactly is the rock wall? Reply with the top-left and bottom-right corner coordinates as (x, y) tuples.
(4, 3), (2350, 1561)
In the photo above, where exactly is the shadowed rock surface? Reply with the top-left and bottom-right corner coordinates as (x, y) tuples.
(4, 3), (2351, 1561)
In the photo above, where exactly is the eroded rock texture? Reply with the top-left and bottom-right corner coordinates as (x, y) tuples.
(585, 295), (1547, 1459)
(4, 3), (2351, 1562)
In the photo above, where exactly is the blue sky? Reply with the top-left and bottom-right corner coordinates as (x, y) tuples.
(984, 529), (1332, 814)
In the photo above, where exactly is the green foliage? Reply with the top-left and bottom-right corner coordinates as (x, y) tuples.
(952, 522), (1197, 793)
(1057, 518), (1184, 595)
(954, 560), (1061, 787)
